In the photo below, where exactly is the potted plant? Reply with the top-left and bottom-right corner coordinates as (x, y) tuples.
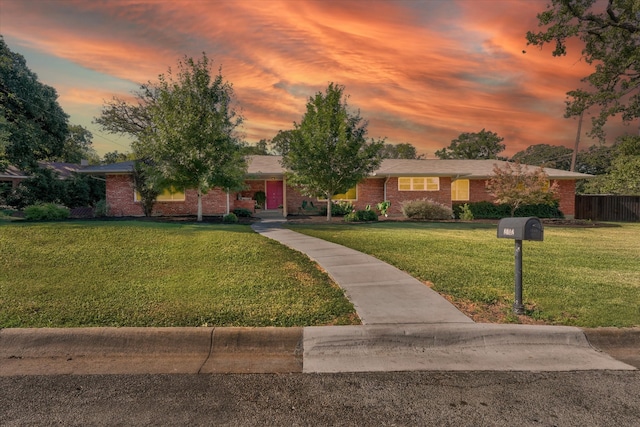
(253, 191), (266, 209)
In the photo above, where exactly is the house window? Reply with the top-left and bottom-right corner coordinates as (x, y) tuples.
(398, 177), (439, 191)
(451, 179), (470, 201)
(319, 186), (357, 200)
(135, 186), (185, 202)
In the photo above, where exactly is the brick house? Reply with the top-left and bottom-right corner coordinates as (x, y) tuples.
(79, 156), (592, 219)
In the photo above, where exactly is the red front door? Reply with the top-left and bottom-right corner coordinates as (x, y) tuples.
(266, 181), (283, 209)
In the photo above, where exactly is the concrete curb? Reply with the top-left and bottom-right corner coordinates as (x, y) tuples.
(1, 325), (636, 376)
(583, 327), (640, 370)
(303, 324), (636, 372)
(0, 327), (303, 376)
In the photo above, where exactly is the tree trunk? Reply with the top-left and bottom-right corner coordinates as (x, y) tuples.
(197, 189), (203, 222)
(570, 112), (583, 172)
(326, 192), (332, 221)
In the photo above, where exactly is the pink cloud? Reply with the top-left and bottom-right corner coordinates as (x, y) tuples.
(1, 0), (626, 158)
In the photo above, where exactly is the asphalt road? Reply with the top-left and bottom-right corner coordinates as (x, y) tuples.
(2, 371), (639, 426)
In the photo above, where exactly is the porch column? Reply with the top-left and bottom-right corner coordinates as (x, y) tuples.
(282, 176), (288, 217)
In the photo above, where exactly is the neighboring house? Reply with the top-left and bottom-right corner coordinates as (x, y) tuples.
(1, 162), (82, 189)
(0, 165), (30, 189)
(79, 156), (592, 219)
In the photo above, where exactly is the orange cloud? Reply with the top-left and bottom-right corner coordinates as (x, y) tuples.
(1, 0), (627, 157)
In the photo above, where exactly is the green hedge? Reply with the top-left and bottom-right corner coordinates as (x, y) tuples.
(232, 208), (253, 218)
(23, 203), (70, 221)
(344, 209), (378, 222)
(452, 201), (564, 219)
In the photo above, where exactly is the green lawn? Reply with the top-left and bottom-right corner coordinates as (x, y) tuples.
(287, 221), (640, 328)
(0, 221), (358, 328)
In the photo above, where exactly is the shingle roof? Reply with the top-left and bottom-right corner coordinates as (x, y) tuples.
(79, 156), (593, 180)
(375, 159), (593, 179)
(0, 165), (30, 179)
(77, 161), (134, 174)
(1, 162), (83, 180)
(246, 155), (285, 175)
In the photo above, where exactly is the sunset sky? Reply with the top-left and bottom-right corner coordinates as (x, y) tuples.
(0, 0), (628, 157)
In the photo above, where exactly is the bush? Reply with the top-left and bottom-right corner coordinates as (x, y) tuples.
(24, 203), (70, 221)
(253, 191), (266, 208)
(223, 212), (238, 223)
(402, 199), (453, 220)
(376, 201), (391, 217)
(452, 201), (563, 219)
(232, 208), (252, 217)
(344, 209), (378, 222)
(319, 201), (354, 216)
(94, 199), (109, 217)
(459, 203), (474, 221)
(2, 168), (105, 209)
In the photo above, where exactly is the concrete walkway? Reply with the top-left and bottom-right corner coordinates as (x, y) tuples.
(252, 218), (471, 325)
(251, 215), (635, 373)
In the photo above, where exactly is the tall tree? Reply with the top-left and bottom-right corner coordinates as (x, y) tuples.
(131, 159), (165, 217)
(58, 124), (99, 164)
(102, 150), (135, 164)
(241, 138), (270, 155)
(0, 36), (68, 171)
(281, 83), (384, 220)
(380, 142), (425, 159)
(511, 144), (573, 170)
(270, 129), (297, 156)
(94, 84), (156, 138)
(435, 129), (505, 159)
(133, 54), (246, 221)
(526, 0), (640, 141)
(486, 162), (559, 217)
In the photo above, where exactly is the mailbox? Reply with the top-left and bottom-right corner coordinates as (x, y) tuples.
(497, 217), (543, 241)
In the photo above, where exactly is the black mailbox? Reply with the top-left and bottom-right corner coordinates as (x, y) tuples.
(497, 217), (543, 241)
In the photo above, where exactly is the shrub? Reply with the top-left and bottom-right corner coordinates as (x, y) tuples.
(223, 212), (238, 223)
(253, 191), (266, 208)
(401, 199), (453, 220)
(94, 199), (109, 217)
(452, 201), (564, 219)
(376, 201), (391, 217)
(2, 168), (105, 210)
(232, 208), (252, 217)
(24, 203), (70, 221)
(459, 203), (474, 221)
(319, 201), (354, 216)
(344, 209), (378, 222)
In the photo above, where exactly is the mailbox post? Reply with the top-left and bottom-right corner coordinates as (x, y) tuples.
(497, 217), (544, 315)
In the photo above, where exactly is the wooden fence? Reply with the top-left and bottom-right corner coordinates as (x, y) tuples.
(575, 195), (640, 222)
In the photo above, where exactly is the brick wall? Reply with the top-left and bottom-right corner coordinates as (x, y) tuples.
(285, 184), (310, 214)
(466, 178), (576, 217)
(382, 177), (452, 215)
(555, 180), (576, 217)
(106, 174), (238, 217)
(106, 174), (142, 216)
(106, 173), (578, 218)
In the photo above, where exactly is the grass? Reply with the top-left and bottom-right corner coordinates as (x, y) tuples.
(287, 221), (640, 328)
(0, 221), (358, 328)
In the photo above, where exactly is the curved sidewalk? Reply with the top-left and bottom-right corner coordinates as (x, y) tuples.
(252, 217), (636, 373)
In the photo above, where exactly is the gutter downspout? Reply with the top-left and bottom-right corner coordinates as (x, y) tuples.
(226, 190), (230, 215)
(383, 176), (389, 202)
